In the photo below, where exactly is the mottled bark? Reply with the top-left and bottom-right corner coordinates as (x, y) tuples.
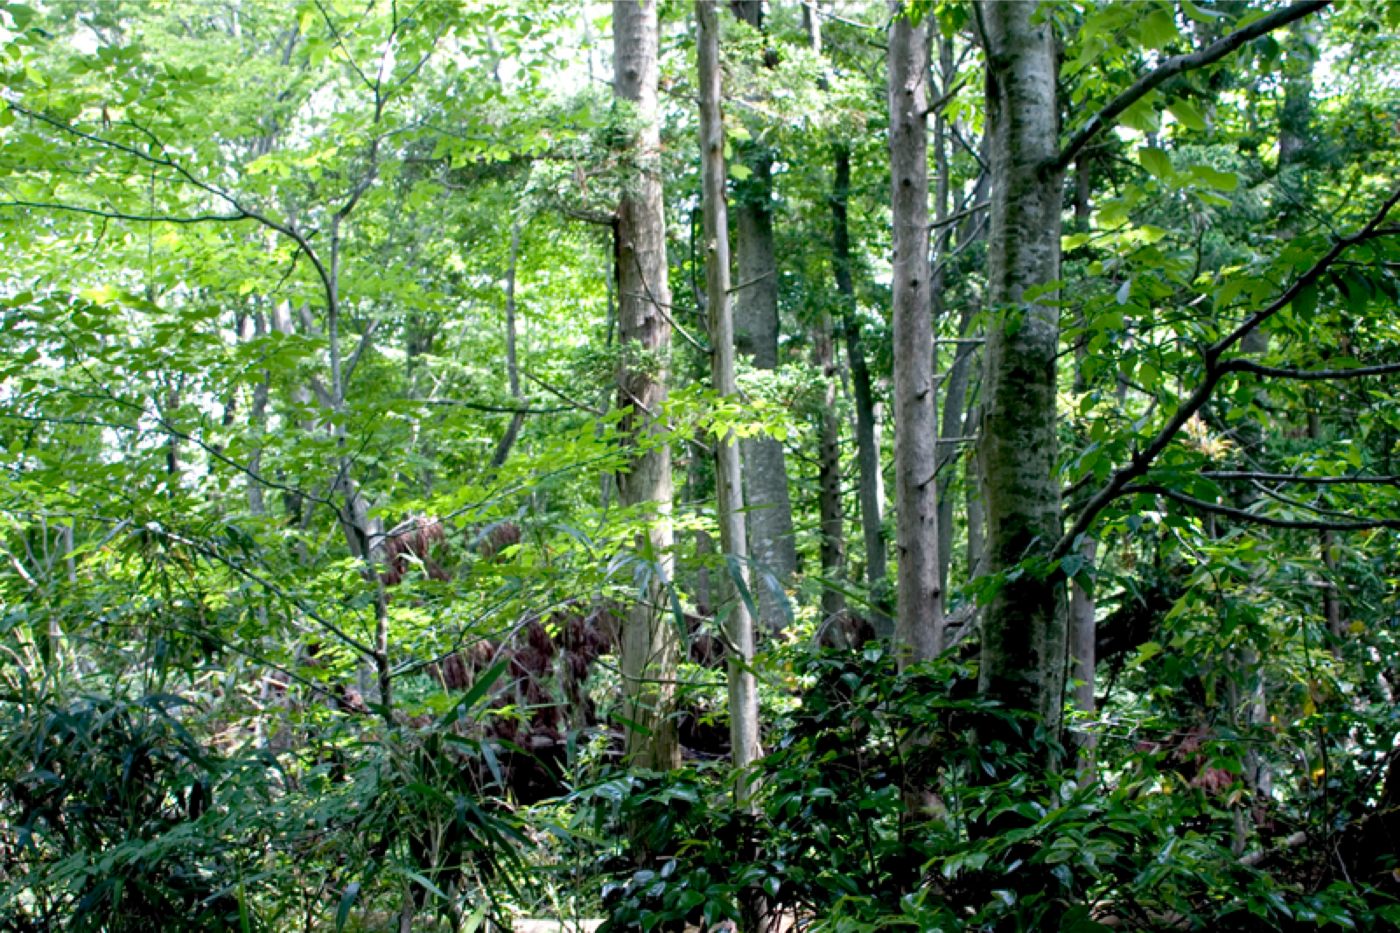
(698, 0), (760, 800)
(974, 0), (1067, 734)
(888, 2), (943, 665)
(832, 144), (889, 626)
(614, 0), (679, 772)
(730, 0), (797, 632)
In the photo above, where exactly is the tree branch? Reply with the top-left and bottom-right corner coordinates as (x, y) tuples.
(1222, 358), (1400, 382)
(1201, 471), (1400, 486)
(8, 103), (339, 321)
(0, 200), (249, 225)
(1052, 184), (1400, 562)
(1053, 1), (1332, 174)
(1125, 484), (1400, 532)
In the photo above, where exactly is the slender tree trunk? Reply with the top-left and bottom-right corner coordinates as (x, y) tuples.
(246, 312), (272, 517)
(1070, 538), (1098, 784)
(815, 307), (846, 623)
(974, 0), (1067, 739)
(935, 310), (976, 595)
(888, 2), (943, 665)
(806, 8), (846, 626)
(1070, 154), (1098, 783)
(491, 222), (526, 468)
(931, 38), (982, 604)
(698, 0), (760, 803)
(614, 0), (679, 772)
(730, 1), (797, 634)
(832, 144), (890, 631)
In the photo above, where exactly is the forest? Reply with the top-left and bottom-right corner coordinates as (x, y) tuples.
(1, 0), (1399, 929)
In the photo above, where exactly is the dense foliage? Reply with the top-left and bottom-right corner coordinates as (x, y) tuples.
(2, 1), (1399, 930)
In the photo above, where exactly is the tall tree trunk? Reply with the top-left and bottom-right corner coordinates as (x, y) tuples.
(931, 38), (983, 604)
(832, 144), (890, 631)
(974, 0), (1067, 739)
(614, 0), (679, 772)
(888, 1), (943, 664)
(730, 0), (797, 633)
(807, 2), (846, 626)
(697, 0), (760, 803)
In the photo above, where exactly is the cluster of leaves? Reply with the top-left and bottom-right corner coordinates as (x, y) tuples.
(0, 669), (540, 930)
(581, 647), (1400, 931)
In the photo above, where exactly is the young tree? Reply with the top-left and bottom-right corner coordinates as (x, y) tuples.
(831, 143), (889, 619)
(696, 0), (760, 801)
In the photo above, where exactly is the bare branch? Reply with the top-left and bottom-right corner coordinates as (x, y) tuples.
(1223, 358), (1400, 382)
(1202, 471), (1400, 486)
(1124, 484), (1400, 532)
(0, 199), (248, 225)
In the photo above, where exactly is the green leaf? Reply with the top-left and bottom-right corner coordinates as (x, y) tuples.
(1060, 904), (1114, 932)
(1135, 641), (1163, 664)
(1121, 98), (1161, 134)
(440, 659), (509, 726)
(1168, 99), (1207, 131)
(334, 882), (360, 932)
(401, 869), (450, 901)
(1190, 164), (1238, 191)
(1138, 147), (1173, 180)
(462, 904), (488, 933)
(1291, 282), (1317, 319)
(1062, 232), (1092, 251)
(1139, 6), (1179, 49)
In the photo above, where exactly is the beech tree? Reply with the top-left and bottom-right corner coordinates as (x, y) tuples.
(613, 0), (680, 771)
(887, 1), (943, 663)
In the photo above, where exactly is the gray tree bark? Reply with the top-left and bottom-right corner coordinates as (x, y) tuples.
(730, 0), (797, 633)
(974, 0), (1067, 734)
(1069, 153), (1098, 783)
(931, 38), (984, 603)
(888, 1), (943, 665)
(698, 0), (761, 802)
(614, 0), (679, 772)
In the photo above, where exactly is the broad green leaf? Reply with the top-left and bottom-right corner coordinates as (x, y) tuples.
(1138, 147), (1173, 180)
(1168, 99), (1206, 131)
(1291, 282), (1318, 319)
(1190, 163), (1238, 191)
(1139, 6), (1179, 49)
